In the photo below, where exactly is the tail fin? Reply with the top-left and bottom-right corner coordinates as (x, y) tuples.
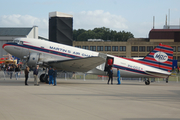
(140, 43), (173, 72)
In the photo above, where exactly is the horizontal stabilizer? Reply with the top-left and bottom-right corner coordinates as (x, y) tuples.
(145, 71), (170, 78)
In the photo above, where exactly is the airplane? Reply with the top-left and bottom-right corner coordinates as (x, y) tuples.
(2, 37), (173, 85)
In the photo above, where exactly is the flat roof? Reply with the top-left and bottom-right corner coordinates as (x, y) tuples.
(0, 27), (32, 36)
(49, 11), (73, 18)
(150, 29), (180, 32)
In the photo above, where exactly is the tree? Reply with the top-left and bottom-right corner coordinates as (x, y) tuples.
(73, 27), (134, 41)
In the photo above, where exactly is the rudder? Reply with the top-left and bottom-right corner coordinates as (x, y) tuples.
(140, 43), (173, 72)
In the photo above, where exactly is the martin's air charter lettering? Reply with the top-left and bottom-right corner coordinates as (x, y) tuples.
(49, 46), (92, 57)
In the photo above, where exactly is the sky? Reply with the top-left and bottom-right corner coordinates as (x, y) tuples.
(0, 0), (180, 38)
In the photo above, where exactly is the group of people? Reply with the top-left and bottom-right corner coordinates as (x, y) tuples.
(107, 58), (121, 85)
(48, 67), (57, 86)
(2, 64), (21, 80)
(24, 65), (57, 86)
(2, 61), (121, 86)
(107, 67), (121, 85)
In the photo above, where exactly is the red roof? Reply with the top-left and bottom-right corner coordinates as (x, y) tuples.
(150, 29), (180, 32)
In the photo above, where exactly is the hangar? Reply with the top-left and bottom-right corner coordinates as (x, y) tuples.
(0, 26), (39, 58)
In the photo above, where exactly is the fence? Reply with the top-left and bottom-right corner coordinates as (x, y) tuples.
(0, 70), (179, 83)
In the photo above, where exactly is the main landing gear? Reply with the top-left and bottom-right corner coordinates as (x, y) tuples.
(40, 68), (49, 83)
(145, 78), (150, 85)
(40, 74), (48, 83)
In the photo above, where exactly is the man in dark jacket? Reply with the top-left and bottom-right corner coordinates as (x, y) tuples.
(15, 65), (21, 80)
(52, 68), (57, 86)
(48, 67), (54, 85)
(107, 67), (113, 85)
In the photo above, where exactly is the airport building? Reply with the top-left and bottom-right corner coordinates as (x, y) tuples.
(73, 28), (180, 65)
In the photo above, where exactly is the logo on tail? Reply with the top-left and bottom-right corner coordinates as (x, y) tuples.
(154, 52), (168, 62)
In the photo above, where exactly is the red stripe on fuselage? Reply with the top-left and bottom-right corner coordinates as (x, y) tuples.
(144, 57), (172, 64)
(120, 57), (172, 70)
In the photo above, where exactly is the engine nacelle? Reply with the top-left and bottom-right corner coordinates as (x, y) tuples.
(27, 53), (40, 67)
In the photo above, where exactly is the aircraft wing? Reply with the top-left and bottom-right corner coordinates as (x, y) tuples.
(46, 56), (106, 72)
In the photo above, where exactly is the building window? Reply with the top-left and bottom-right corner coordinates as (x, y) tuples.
(82, 46), (89, 50)
(105, 46), (111, 51)
(119, 56), (126, 57)
(178, 46), (180, 52)
(139, 46), (145, 52)
(147, 46), (153, 52)
(172, 46), (176, 52)
(90, 46), (96, 51)
(75, 46), (81, 48)
(120, 46), (126, 51)
(112, 46), (118, 51)
(173, 56), (176, 60)
(131, 46), (138, 51)
(178, 56), (180, 61)
(97, 46), (103, 51)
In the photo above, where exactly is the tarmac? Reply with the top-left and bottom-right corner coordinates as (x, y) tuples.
(0, 77), (180, 120)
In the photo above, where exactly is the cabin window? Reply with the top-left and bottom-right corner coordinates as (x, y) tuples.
(66, 54), (70, 57)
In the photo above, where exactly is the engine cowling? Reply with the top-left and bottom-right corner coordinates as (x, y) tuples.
(27, 53), (40, 67)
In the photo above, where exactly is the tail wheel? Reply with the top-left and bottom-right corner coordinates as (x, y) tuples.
(40, 74), (48, 83)
(145, 80), (150, 85)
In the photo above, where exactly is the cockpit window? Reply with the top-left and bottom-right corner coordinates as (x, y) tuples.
(19, 41), (23, 45)
(13, 40), (23, 45)
(13, 40), (19, 44)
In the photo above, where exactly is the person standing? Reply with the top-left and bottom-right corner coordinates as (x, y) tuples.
(15, 65), (21, 80)
(9, 66), (14, 79)
(177, 66), (179, 73)
(117, 68), (121, 85)
(48, 67), (54, 85)
(107, 67), (113, 85)
(33, 65), (39, 86)
(52, 68), (57, 86)
(24, 66), (29, 86)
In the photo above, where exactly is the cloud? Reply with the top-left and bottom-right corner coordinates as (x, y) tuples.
(72, 10), (128, 31)
(0, 14), (48, 38)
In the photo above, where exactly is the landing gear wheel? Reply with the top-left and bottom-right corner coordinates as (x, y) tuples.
(40, 74), (48, 83)
(145, 80), (150, 85)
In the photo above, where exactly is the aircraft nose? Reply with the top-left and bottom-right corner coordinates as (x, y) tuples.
(2, 43), (8, 50)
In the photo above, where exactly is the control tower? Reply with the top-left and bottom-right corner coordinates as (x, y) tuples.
(49, 11), (73, 46)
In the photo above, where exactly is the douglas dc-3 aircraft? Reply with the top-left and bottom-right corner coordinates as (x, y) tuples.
(3, 38), (173, 85)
